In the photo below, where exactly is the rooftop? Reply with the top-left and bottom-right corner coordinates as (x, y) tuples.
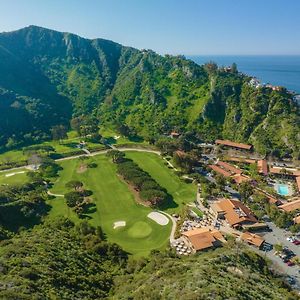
(257, 160), (268, 175)
(240, 232), (264, 247)
(217, 161), (243, 175)
(209, 164), (231, 177)
(279, 198), (300, 212)
(226, 157), (257, 164)
(183, 227), (224, 251)
(215, 139), (252, 150)
(212, 198), (257, 227)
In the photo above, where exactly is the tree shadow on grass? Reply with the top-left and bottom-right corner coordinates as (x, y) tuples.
(105, 137), (117, 145)
(63, 142), (79, 149)
(158, 193), (178, 211)
(83, 203), (97, 214)
(128, 135), (144, 143)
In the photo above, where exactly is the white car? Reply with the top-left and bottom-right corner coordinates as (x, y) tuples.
(287, 237), (295, 242)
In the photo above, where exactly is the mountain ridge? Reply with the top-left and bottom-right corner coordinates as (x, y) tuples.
(0, 26), (299, 158)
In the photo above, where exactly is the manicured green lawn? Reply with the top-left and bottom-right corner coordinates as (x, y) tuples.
(48, 155), (171, 256)
(126, 152), (197, 213)
(0, 168), (28, 185)
(100, 127), (148, 146)
(0, 131), (104, 166)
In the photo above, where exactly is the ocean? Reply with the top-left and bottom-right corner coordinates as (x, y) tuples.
(188, 55), (300, 94)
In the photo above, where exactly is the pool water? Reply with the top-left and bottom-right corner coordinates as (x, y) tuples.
(276, 184), (289, 196)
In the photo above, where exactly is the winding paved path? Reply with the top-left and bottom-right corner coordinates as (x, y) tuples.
(159, 211), (177, 243)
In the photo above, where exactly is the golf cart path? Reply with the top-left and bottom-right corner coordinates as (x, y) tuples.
(159, 211), (177, 243)
(47, 191), (64, 197)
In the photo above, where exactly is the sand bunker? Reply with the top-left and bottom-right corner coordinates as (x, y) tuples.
(147, 212), (169, 226)
(113, 221), (126, 229)
(5, 171), (25, 177)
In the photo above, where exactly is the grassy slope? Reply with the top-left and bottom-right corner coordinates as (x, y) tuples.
(49, 155), (171, 257)
(126, 152), (197, 213)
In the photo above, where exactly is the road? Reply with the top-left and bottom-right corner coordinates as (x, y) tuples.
(0, 146), (161, 173)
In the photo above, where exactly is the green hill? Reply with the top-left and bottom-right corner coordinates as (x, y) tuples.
(0, 219), (298, 300)
(0, 26), (299, 158)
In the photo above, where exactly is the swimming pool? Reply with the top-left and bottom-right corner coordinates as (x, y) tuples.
(276, 184), (290, 196)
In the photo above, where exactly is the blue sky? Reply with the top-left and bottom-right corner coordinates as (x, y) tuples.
(1, 0), (299, 55)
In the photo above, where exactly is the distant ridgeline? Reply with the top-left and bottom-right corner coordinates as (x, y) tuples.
(0, 26), (299, 158)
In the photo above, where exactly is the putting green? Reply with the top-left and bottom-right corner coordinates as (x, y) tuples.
(127, 221), (152, 238)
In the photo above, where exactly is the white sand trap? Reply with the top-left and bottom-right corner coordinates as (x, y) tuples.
(113, 221), (126, 229)
(5, 171), (25, 177)
(114, 135), (120, 140)
(147, 212), (169, 226)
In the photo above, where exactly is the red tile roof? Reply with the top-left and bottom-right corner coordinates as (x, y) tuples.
(279, 199), (300, 212)
(217, 161), (243, 175)
(215, 139), (252, 150)
(226, 157), (257, 164)
(183, 228), (224, 251)
(212, 198), (257, 227)
(241, 232), (264, 247)
(232, 174), (251, 184)
(257, 160), (268, 175)
(209, 165), (231, 177)
(270, 167), (300, 176)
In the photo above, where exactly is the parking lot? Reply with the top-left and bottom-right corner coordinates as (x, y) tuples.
(260, 221), (300, 290)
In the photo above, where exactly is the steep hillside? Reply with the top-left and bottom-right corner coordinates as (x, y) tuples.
(0, 219), (298, 300)
(0, 26), (299, 157)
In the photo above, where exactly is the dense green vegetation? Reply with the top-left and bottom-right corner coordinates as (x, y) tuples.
(0, 218), (127, 299)
(0, 180), (49, 236)
(0, 219), (298, 299)
(113, 247), (299, 300)
(0, 26), (298, 158)
(108, 150), (169, 207)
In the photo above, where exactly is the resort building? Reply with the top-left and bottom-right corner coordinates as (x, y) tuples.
(240, 231), (265, 248)
(209, 161), (251, 185)
(257, 160), (268, 175)
(210, 198), (258, 229)
(215, 139), (253, 151)
(269, 167), (300, 177)
(217, 161), (243, 175)
(182, 227), (225, 253)
(226, 157), (257, 164)
(279, 199), (300, 213)
(209, 164), (231, 177)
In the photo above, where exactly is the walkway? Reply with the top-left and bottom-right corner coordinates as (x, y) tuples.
(159, 211), (177, 243)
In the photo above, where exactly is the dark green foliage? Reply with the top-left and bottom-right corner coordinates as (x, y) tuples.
(38, 158), (62, 178)
(116, 158), (168, 207)
(0, 218), (127, 299)
(0, 182), (49, 233)
(65, 180), (84, 191)
(113, 249), (299, 300)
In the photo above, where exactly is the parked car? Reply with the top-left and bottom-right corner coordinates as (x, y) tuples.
(287, 261), (295, 267)
(287, 236), (295, 242)
(293, 239), (300, 245)
(287, 276), (296, 285)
